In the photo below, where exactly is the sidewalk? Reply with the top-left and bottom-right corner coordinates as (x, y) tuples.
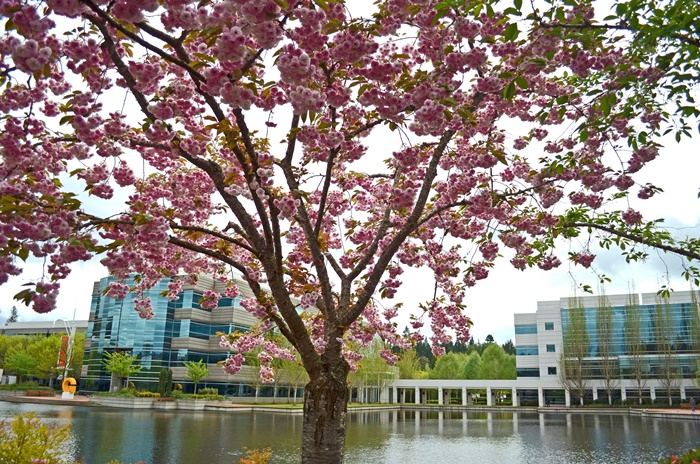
(0, 394), (93, 407)
(3, 395), (700, 420)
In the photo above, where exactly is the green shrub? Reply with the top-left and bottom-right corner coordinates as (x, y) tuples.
(179, 393), (226, 400)
(198, 387), (219, 395)
(0, 412), (71, 464)
(0, 382), (47, 391)
(134, 390), (160, 398)
(95, 389), (135, 398)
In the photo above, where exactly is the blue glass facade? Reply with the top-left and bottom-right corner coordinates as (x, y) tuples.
(82, 276), (251, 392)
(516, 368), (540, 377)
(560, 300), (699, 379)
(516, 346), (539, 356)
(515, 324), (537, 335)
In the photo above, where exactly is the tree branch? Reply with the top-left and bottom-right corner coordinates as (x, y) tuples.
(342, 129), (456, 326)
(171, 224), (256, 254)
(314, 148), (339, 237)
(563, 221), (700, 262)
(80, 0), (205, 82)
(86, 14), (156, 121)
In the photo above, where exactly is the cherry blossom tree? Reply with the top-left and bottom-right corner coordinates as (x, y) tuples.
(1, 0), (698, 461)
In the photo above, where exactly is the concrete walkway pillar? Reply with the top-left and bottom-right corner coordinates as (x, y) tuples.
(462, 387), (467, 406)
(438, 387), (444, 405)
(486, 387), (493, 406)
(681, 386), (687, 401)
(650, 387), (656, 402)
(592, 388), (598, 401)
(392, 387), (398, 404)
(537, 387), (544, 408)
(565, 390), (571, 407)
(415, 387), (420, 405)
(512, 388), (519, 407)
(621, 387), (627, 402)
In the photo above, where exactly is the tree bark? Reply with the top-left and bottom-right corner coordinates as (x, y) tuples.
(301, 367), (349, 463)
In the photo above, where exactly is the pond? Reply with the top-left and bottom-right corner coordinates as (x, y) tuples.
(0, 403), (698, 463)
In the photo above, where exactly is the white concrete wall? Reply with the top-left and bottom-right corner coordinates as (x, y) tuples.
(535, 300), (561, 379)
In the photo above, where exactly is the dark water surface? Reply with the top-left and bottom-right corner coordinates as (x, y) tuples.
(1, 402), (698, 464)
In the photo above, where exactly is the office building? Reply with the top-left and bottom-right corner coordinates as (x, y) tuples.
(514, 290), (700, 404)
(81, 274), (271, 396)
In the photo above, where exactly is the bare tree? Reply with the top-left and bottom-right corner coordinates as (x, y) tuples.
(624, 290), (647, 404)
(596, 291), (620, 405)
(655, 294), (681, 406)
(559, 296), (591, 406)
(277, 354), (309, 404)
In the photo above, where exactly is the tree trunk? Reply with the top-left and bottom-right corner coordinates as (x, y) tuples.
(301, 368), (349, 463)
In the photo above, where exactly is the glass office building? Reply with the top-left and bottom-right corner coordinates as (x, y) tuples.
(514, 291), (700, 404)
(560, 296), (699, 380)
(82, 275), (260, 393)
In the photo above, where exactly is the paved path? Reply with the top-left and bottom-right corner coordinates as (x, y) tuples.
(0, 394), (92, 407)
(3, 395), (700, 420)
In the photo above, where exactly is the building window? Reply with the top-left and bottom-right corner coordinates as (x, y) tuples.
(515, 324), (537, 335)
(544, 322), (554, 330)
(516, 346), (539, 356)
(546, 344), (556, 353)
(548, 367), (557, 375)
(517, 368), (540, 378)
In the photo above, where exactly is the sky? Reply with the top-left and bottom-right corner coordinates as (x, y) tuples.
(1, 0), (699, 348)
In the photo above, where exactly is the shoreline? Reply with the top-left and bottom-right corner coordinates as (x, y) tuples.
(2, 394), (700, 420)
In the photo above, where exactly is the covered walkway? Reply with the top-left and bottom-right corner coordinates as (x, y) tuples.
(387, 379), (699, 408)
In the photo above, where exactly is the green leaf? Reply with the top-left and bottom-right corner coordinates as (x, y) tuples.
(504, 23), (519, 42)
(14, 289), (34, 305)
(515, 76), (528, 89)
(579, 128), (589, 142)
(313, 0), (330, 11)
(503, 81), (516, 100)
(432, 7), (449, 25)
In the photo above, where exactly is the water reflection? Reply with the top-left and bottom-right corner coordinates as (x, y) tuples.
(0, 403), (699, 463)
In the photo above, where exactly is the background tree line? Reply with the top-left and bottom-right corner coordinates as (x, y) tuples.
(0, 333), (85, 386)
(395, 335), (516, 380)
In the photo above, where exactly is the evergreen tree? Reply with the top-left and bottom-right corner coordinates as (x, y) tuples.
(6, 306), (18, 324)
(501, 340), (516, 356)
